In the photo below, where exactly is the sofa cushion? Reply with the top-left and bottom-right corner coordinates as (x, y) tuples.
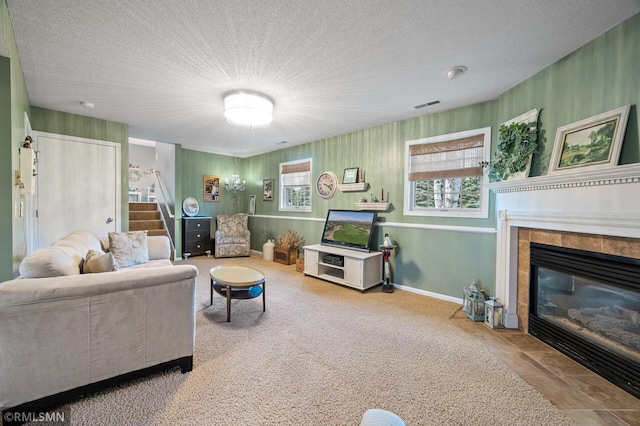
(108, 231), (149, 269)
(52, 230), (104, 258)
(83, 250), (116, 273)
(19, 246), (81, 278)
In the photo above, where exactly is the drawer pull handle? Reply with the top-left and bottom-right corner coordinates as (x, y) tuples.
(196, 223), (201, 227)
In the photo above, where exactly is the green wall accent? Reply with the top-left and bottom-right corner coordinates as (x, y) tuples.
(499, 13), (640, 176)
(235, 14), (640, 299)
(0, 57), (12, 281)
(242, 102), (499, 298)
(176, 149), (247, 256)
(1, 0), (32, 281)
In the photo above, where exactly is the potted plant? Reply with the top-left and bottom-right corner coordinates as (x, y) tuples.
(489, 120), (538, 182)
(273, 230), (305, 265)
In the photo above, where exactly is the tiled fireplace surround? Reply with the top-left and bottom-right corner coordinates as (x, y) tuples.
(491, 162), (640, 330)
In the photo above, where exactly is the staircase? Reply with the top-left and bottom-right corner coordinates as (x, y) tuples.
(129, 202), (169, 237)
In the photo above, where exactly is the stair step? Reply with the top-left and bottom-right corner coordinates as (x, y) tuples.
(130, 219), (164, 231)
(130, 211), (161, 220)
(147, 229), (169, 237)
(129, 202), (158, 211)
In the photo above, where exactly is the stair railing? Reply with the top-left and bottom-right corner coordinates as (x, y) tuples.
(151, 170), (176, 253)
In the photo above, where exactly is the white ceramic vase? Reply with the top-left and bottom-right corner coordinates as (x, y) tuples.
(263, 239), (275, 261)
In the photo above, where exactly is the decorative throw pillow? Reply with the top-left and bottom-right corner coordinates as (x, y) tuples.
(108, 231), (149, 270)
(83, 249), (116, 273)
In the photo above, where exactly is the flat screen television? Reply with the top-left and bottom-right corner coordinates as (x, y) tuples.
(321, 209), (378, 252)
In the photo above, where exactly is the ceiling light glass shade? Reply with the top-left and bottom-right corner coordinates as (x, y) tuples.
(223, 91), (273, 128)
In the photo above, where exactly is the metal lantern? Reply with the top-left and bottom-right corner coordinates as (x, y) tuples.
(464, 280), (486, 322)
(484, 297), (504, 329)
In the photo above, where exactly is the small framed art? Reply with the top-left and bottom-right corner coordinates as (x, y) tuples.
(248, 195), (256, 215)
(342, 167), (359, 184)
(549, 105), (630, 174)
(203, 175), (220, 202)
(263, 179), (274, 201)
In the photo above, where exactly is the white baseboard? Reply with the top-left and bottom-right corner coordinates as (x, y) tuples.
(394, 283), (463, 305)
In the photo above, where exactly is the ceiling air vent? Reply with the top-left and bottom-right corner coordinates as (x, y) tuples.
(414, 100), (442, 109)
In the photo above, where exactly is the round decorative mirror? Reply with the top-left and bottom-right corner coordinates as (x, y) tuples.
(182, 197), (199, 217)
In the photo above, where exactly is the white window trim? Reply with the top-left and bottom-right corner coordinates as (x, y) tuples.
(403, 127), (491, 218)
(279, 158), (313, 212)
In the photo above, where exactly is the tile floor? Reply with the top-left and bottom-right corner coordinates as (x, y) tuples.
(451, 311), (640, 426)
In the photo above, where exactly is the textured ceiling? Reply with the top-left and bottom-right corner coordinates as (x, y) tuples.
(6, 0), (640, 157)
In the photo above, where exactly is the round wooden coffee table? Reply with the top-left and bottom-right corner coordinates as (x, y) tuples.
(210, 265), (266, 322)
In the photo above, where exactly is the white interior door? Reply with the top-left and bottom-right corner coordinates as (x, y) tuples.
(34, 132), (121, 248)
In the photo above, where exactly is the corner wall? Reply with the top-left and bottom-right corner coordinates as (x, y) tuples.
(1, 0), (31, 280)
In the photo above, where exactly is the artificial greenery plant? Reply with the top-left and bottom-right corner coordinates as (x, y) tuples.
(489, 120), (538, 181)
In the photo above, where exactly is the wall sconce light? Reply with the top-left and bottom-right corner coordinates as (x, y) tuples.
(224, 174), (246, 193)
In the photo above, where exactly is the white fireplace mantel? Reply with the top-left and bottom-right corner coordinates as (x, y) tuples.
(490, 163), (640, 328)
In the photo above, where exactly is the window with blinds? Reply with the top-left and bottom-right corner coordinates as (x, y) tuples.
(404, 127), (491, 218)
(279, 158), (312, 211)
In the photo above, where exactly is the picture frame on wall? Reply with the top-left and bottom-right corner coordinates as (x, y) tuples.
(342, 167), (359, 184)
(263, 179), (274, 201)
(248, 195), (256, 215)
(549, 105), (630, 175)
(203, 175), (221, 202)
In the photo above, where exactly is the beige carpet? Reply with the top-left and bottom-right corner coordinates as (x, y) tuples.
(57, 253), (573, 425)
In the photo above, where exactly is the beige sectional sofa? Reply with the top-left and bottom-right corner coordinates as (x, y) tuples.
(0, 230), (198, 411)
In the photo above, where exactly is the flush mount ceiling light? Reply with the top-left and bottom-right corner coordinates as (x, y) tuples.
(223, 90), (274, 129)
(445, 66), (468, 80)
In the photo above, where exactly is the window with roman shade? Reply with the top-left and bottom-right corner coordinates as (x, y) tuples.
(404, 127), (491, 218)
(279, 158), (312, 211)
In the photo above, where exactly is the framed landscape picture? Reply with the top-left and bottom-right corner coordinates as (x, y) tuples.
(203, 175), (220, 202)
(549, 105), (630, 174)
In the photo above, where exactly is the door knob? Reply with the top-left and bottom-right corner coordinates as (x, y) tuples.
(106, 217), (113, 224)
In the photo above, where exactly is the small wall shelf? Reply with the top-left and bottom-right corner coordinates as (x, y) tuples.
(355, 202), (390, 211)
(337, 182), (368, 192)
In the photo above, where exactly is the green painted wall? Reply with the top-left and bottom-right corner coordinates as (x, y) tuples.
(0, 57), (12, 281)
(176, 149), (246, 255)
(500, 13), (640, 176)
(1, 0), (31, 281)
(237, 14), (640, 300)
(242, 102), (498, 298)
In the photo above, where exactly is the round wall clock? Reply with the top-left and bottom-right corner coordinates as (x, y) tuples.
(316, 171), (338, 199)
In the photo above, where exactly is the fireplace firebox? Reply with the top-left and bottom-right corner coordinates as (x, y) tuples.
(529, 243), (640, 398)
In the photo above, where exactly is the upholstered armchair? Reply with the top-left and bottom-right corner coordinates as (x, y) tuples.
(214, 213), (251, 258)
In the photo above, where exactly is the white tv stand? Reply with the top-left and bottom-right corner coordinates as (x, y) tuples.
(303, 244), (383, 291)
